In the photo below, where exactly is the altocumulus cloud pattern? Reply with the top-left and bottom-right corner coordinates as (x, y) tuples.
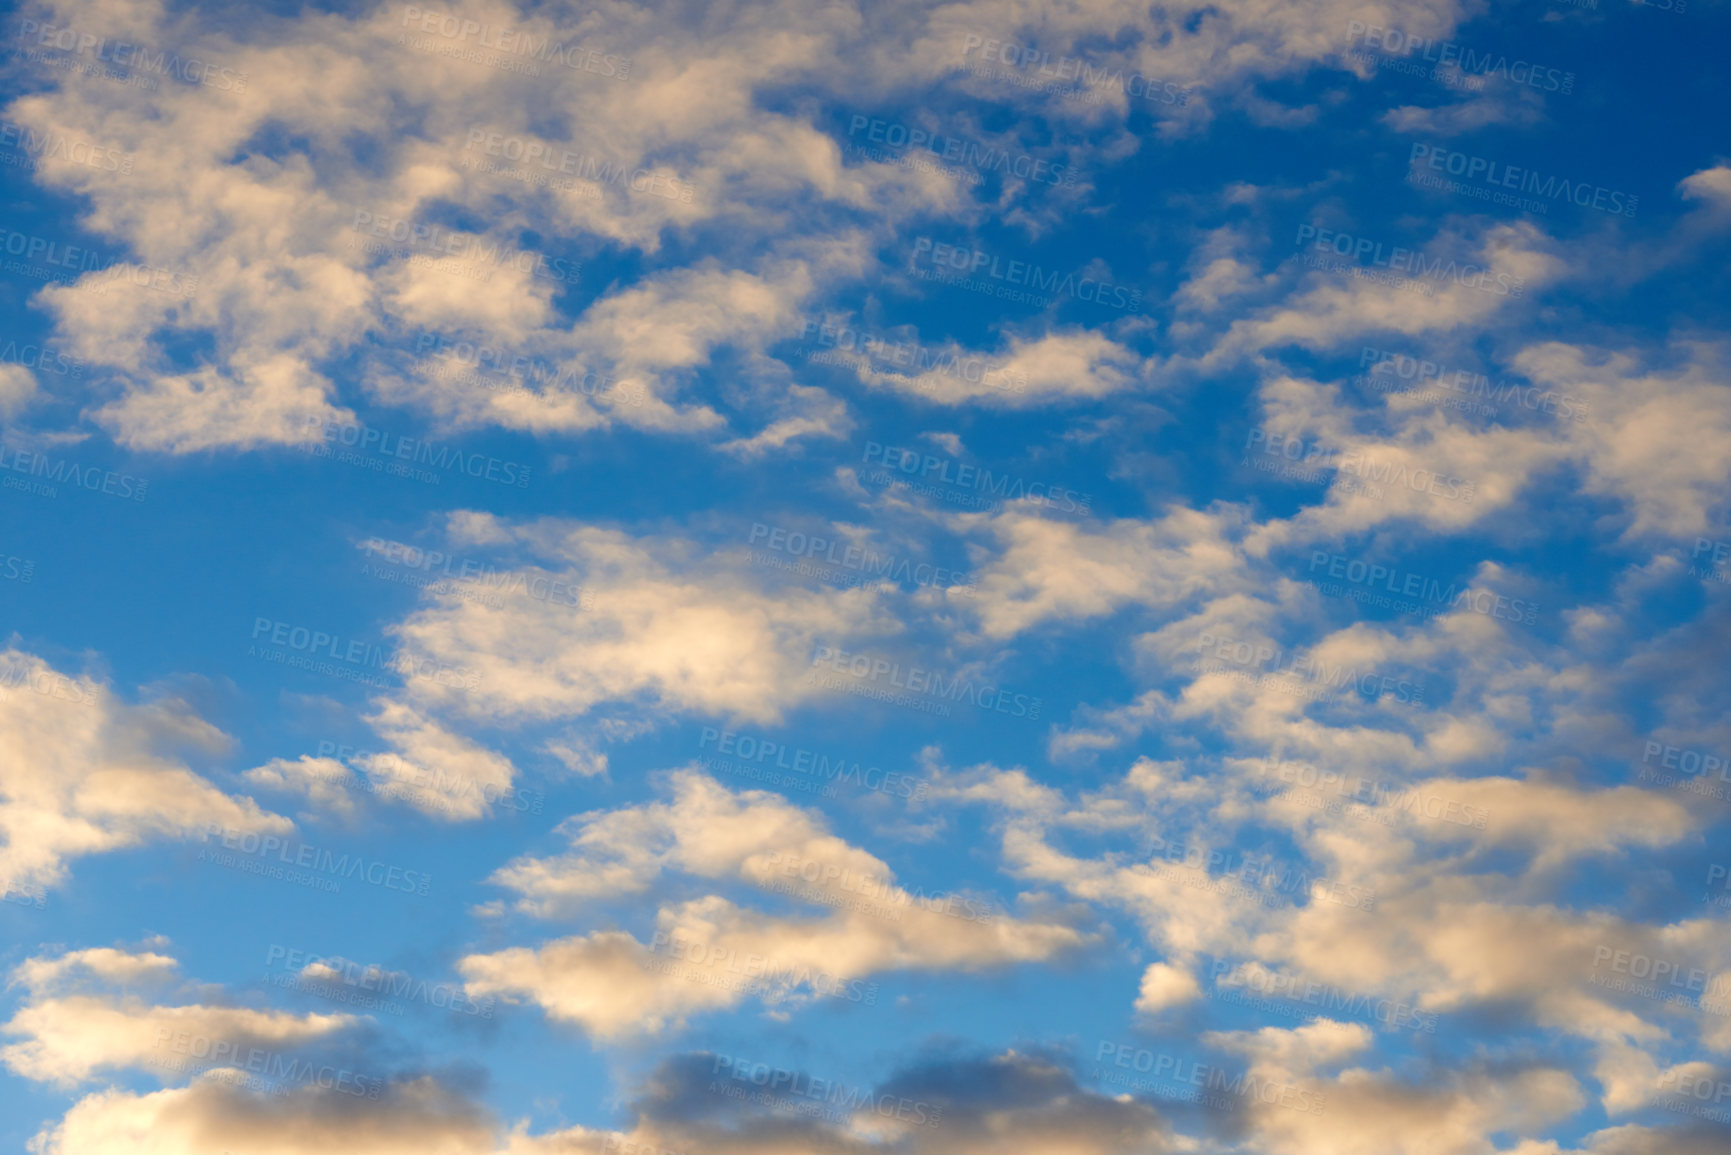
(1, 0), (1729, 1151)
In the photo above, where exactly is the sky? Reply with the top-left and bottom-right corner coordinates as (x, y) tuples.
(1, 0), (1730, 1151)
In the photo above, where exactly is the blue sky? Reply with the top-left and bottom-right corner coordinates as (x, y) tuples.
(2, 0), (1731, 1152)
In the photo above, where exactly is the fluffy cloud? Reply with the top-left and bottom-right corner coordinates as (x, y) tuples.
(461, 770), (1088, 1036)
(384, 516), (900, 725)
(25, 1047), (1177, 1155)
(243, 756), (360, 822)
(960, 503), (1254, 638)
(2, 946), (353, 1088)
(851, 328), (1149, 408)
(1205, 1020), (1584, 1155)
(5, 0), (1498, 457)
(28, 1077), (497, 1155)
(573, 1048), (1176, 1155)
(944, 752), (1726, 1066)
(0, 648), (290, 894)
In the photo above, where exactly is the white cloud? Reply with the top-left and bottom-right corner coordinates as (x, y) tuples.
(462, 771), (1089, 1037)
(0, 648), (290, 894)
(386, 517), (900, 726)
(3, 947), (352, 1088)
(28, 1076), (496, 1155)
(961, 504), (1253, 638)
(1679, 164), (1731, 212)
(243, 757), (359, 822)
(854, 328), (1148, 407)
(1133, 961), (1202, 1013)
(0, 364), (40, 417)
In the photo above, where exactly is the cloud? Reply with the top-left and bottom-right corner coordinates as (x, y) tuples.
(960, 504), (1254, 638)
(461, 770), (1089, 1037)
(0, 648), (290, 894)
(1509, 341), (1731, 539)
(1134, 961), (1203, 1013)
(1678, 164), (1731, 213)
(2, 946), (353, 1088)
(243, 756), (360, 822)
(27, 1047), (1176, 1155)
(6, 0), (1494, 458)
(356, 700), (518, 821)
(946, 753), (1730, 1064)
(852, 328), (1148, 408)
(0, 364), (40, 416)
(602, 1048), (1175, 1154)
(385, 516), (900, 726)
(487, 768), (890, 916)
(11, 946), (180, 994)
(1198, 221), (1565, 367)
(1205, 1019), (1583, 1155)
(28, 1076), (497, 1155)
